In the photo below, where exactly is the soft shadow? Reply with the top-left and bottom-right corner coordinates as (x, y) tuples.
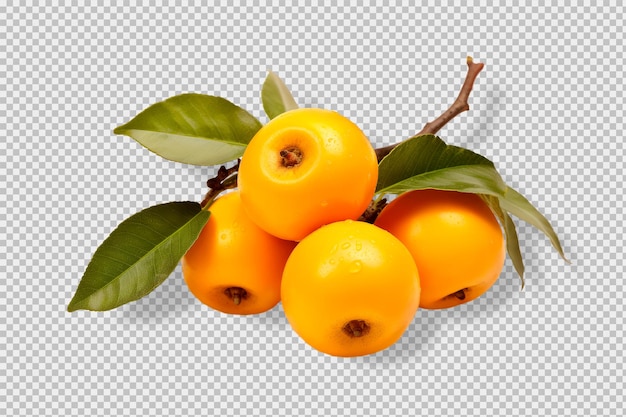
(365, 264), (520, 364)
(238, 304), (293, 340)
(466, 83), (505, 149)
(117, 269), (199, 324)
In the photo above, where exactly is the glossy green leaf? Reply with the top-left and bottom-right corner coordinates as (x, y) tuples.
(499, 186), (569, 262)
(376, 133), (567, 284)
(67, 202), (210, 312)
(376, 164), (507, 196)
(502, 211), (525, 284)
(261, 71), (299, 119)
(114, 94), (262, 166)
(482, 195), (525, 287)
(376, 134), (507, 196)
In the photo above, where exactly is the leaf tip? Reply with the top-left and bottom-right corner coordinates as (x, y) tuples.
(66, 298), (79, 313)
(562, 253), (572, 265)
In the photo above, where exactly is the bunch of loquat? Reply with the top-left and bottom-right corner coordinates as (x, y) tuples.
(183, 108), (507, 357)
(68, 59), (567, 358)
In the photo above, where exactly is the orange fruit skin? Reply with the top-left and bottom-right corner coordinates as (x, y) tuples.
(182, 191), (296, 315)
(281, 220), (420, 357)
(375, 189), (506, 309)
(238, 108), (378, 241)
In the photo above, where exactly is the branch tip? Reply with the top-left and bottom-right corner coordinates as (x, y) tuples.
(375, 57), (485, 161)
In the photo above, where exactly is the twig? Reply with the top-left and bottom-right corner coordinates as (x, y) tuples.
(357, 198), (388, 223)
(375, 56), (485, 161)
(200, 160), (240, 208)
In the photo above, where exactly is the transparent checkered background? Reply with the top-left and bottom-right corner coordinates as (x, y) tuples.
(1, 3), (623, 416)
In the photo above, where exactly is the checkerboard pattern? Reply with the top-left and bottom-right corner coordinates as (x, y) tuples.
(1, 4), (624, 416)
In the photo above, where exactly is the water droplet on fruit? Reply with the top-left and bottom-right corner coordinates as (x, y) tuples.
(349, 261), (362, 273)
(355, 242), (362, 251)
(320, 200), (329, 208)
(220, 233), (228, 240)
(341, 242), (351, 250)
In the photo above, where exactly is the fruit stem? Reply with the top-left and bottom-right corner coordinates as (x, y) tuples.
(358, 198), (388, 223)
(342, 320), (370, 338)
(224, 287), (248, 305)
(375, 56), (485, 161)
(201, 160), (240, 209)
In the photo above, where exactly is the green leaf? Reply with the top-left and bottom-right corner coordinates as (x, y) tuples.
(499, 186), (569, 263)
(261, 71), (299, 119)
(67, 202), (210, 312)
(114, 94), (263, 166)
(482, 195), (525, 288)
(376, 134), (507, 196)
(375, 133), (568, 285)
(377, 164), (507, 196)
(502, 211), (525, 284)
